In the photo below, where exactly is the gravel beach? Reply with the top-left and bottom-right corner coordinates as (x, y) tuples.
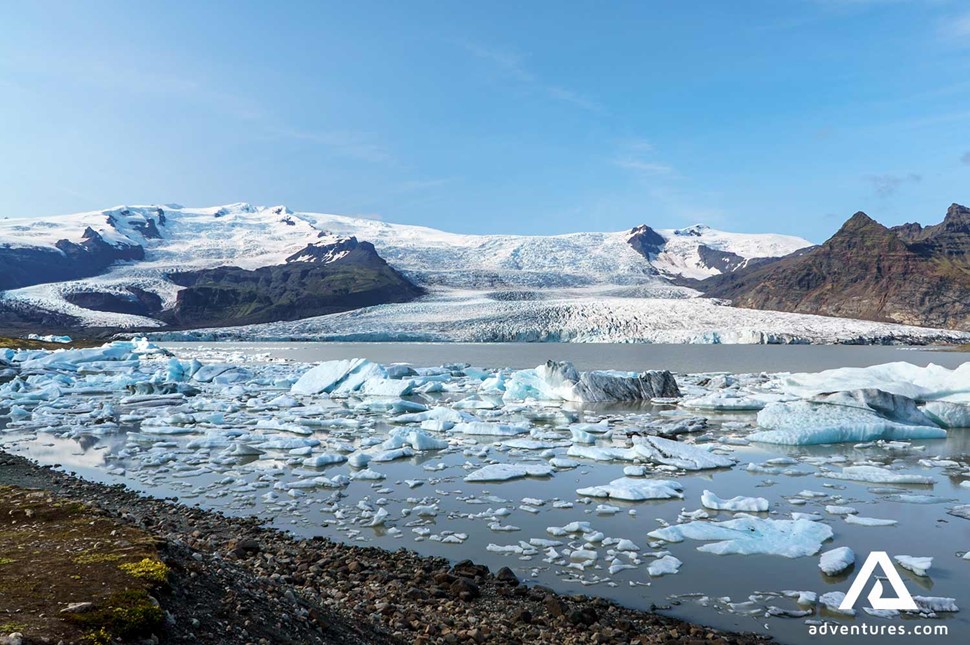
(0, 451), (769, 645)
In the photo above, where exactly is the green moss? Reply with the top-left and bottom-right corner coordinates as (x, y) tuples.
(0, 557), (15, 566)
(63, 590), (163, 642)
(0, 622), (27, 632)
(74, 552), (125, 565)
(118, 558), (169, 583)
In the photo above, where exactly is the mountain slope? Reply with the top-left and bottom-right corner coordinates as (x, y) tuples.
(0, 202), (810, 333)
(700, 205), (970, 330)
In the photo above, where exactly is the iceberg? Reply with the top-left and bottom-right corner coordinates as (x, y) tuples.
(775, 362), (970, 404)
(503, 361), (680, 402)
(681, 392), (765, 411)
(647, 555), (682, 576)
(648, 516), (833, 557)
(700, 490), (769, 512)
(464, 463), (554, 482)
(576, 477), (683, 501)
(750, 390), (946, 445)
(922, 401), (970, 429)
(894, 555), (932, 576)
(632, 436), (735, 470)
(819, 546), (855, 575)
(291, 358), (392, 396)
(821, 465), (935, 485)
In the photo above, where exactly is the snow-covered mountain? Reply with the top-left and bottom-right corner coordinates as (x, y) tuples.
(2, 201), (965, 344)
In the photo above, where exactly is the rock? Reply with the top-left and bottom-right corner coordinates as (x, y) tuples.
(449, 577), (480, 601)
(495, 566), (519, 586)
(451, 560), (489, 580)
(544, 595), (567, 617)
(231, 538), (261, 559)
(511, 607), (532, 624)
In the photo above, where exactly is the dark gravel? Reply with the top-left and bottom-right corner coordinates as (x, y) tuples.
(0, 451), (771, 645)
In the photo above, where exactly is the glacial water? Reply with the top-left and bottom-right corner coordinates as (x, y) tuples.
(2, 342), (969, 645)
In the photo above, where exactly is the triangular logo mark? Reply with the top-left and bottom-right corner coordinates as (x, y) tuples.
(839, 551), (918, 611)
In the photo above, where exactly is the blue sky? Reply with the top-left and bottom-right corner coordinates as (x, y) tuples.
(2, 0), (969, 241)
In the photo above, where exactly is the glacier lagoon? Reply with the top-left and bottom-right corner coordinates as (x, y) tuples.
(2, 341), (969, 645)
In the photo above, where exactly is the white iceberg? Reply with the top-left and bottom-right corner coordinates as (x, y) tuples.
(821, 465), (935, 485)
(632, 436), (735, 470)
(819, 546), (855, 575)
(700, 490), (769, 512)
(464, 463), (554, 482)
(647, 555), (682, 576)
(750, 391), (946, 446)
(576, 477), (683, 501)
(503, 361), (679, 402)
(648, 516), (833, 557)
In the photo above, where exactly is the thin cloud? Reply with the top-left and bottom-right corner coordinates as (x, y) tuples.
(865, 172), (922, 196)
(461, 41), (604, 113)
(940, 11), (970, 40)
(961, 151), (970, 165)
(268, 127), (393, 163)
(614, 158), (675, 176)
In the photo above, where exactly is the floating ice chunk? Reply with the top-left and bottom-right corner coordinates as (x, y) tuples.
(701, 490), (769, 512)
(751, 393), (946, 446)
(290, 358), (378, 395)
(647, 555), (682, 576)
(649, 516), (833, 557)
(351, 468), (386, 481)
(632, 436), (735, 470)
(775, 362), (970, 404)
(681, 392), (765, 411)
(822, 465), (935, 485)
(825, 505), (857, 515)
(819, 591), (855, 616)
(359, 377), (414, 397)
(894, 555), (932, 576)
(845, 515), (897, 527)
(566, 445), (637, 462)
(303, 453), (347, 468)
(501, 439), (559, 450)
(913, 596), (959, 613)
(922, 401), (970, 429)
(819, 547), (855, 575)
(577, 477), (683, 501)
(453, 421), (530, 436)
(503, 361), (679, 403)
(623, 465), (647, 477)
(464, 463), (554, 482)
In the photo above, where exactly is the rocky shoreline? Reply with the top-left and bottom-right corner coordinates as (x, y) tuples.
(0, 451), (769, 645)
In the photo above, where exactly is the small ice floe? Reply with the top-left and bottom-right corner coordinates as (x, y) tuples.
(894, 555), (932, 576)
(912, 596), (959, 613)
(819, 591), (855, 616)
(700, 490), (769, 512)
(302, 453), (347, 468)
(647, 554), (682, 576)
(464, 463), (554, 482)
(649, 516), (833, 557)
(819, 546), (855, 575)
(820, 465), (935, 485)
(631, 436), (735, 471)
(576, 477), (683, 501)
(845, 515), (897, 527)
(750, 389), (946, 445)
(681, 391), (765, 411)
(824, 505), (857, 515)
(453, 421), (530, 436)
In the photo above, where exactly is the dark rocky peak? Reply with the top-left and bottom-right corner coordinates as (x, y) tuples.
(286, 236), (371, 264)
(156, 208), (166, 226)
(626, 224), (666, 259)
(824, 211), (908, 252)
(696, 244), (746, 273)
(894, 203), (970, 258)
(673, 224), (711, 237)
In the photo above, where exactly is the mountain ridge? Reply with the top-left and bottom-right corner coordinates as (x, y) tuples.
(700, 204), (970, 330)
